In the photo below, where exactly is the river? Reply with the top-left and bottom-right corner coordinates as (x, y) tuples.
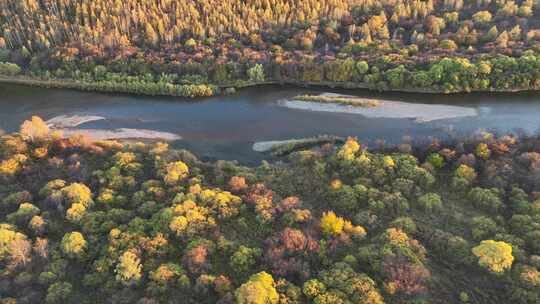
(1, 83), (540, 164)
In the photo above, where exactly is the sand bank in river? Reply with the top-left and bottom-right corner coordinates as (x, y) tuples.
(46, 115), (106, 128)
(281, 93), (477, 122)
(46, 115), (181, 141)
(58, 128), (182, 141)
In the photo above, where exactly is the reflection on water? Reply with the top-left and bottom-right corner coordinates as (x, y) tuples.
(1, 83), (540, 164)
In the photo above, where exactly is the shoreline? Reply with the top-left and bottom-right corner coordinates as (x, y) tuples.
(253, 135), (345, 156)
(0, 76), (538, 98)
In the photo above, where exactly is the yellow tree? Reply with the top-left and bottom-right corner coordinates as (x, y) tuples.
(163, 161), (189, 185)
(320, 211), (345, 236)
(115, 250), (143, 284)
(20, 116), (50, 143)
(61, 231), (87, 258)
(235, 272), (278, 304)
(472, 240), (514, 273)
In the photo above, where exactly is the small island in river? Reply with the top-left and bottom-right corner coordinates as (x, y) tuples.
(283, 93), (478, 123)
(293, 94), (381, 107)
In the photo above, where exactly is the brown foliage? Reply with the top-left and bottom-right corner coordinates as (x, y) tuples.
(383, 258), (431, 296)
(277, 196), (300, 213)
(244, 183), (276, 221)
(183, 245), (209, 274)
(8, 238), (32, 270)
(457, 153), (477, 167)
(213, 275), (232, 296)
(228, 176), (247, 193)
(33, 237), (49, 260)
(264, 228), (319, 278)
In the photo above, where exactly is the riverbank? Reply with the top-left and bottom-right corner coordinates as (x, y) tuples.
(1, 75), (538, 99)
(253, 135), (345, 156)
(0, 76), (217, 98)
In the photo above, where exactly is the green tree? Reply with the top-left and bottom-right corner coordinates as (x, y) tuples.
(46, 282), (72, 303)
(230, 246), (262, 275)
(385, 65), (407, 88)
(469, 187), (503, 213)
(472, 11), (492, 25)
(440, 39), (458, 51)
(417, 193), (443, 212)
(247, 64), (265, 83)
(0, 62), (21, 76)
(427, 153), (445, 168)
(471, 216), (498, 240)
(305, 262), (384, 304)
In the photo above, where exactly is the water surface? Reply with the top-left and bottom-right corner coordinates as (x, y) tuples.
(1, 83), (540, 164)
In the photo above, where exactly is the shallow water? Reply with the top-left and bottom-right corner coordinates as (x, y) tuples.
(1, 83), (540, 164)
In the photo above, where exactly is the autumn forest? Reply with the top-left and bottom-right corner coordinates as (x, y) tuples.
(1, 114), (540, 304)
(2, 1), (540, 304)
(0, 0), (539, 96)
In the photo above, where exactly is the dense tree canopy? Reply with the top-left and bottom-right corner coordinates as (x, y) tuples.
(0, 0), (538, 95)
(0, 117), (540, 303)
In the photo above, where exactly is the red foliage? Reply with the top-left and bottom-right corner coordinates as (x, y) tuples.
(33, 238), (49, 260)
(244, 183), (274, 205)
(383, 258), (431, 296)
(277, 196), (300, 213)
(264, 228), (319, 278)
(457, 153), (477, 167)
(213, 275), (232, 296)
(228, 176), (248, 193)
(438, 148), (456, 161)
(183, 245), (209, 274)
(490, 142), (509, 155)
(8, 238), (32, 270)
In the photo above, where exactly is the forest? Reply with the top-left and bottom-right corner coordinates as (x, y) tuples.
(0, 0), (539, 96)
(1, 116), (540, 303)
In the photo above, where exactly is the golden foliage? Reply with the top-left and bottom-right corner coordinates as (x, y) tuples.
(20, 116), (49, 143)
(115, 250), (142, 284)
(472, 240), (514, 273)
(235, 272), (279, 304)
(163, 161), (189, 185)
(320, 211), (345, 236)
